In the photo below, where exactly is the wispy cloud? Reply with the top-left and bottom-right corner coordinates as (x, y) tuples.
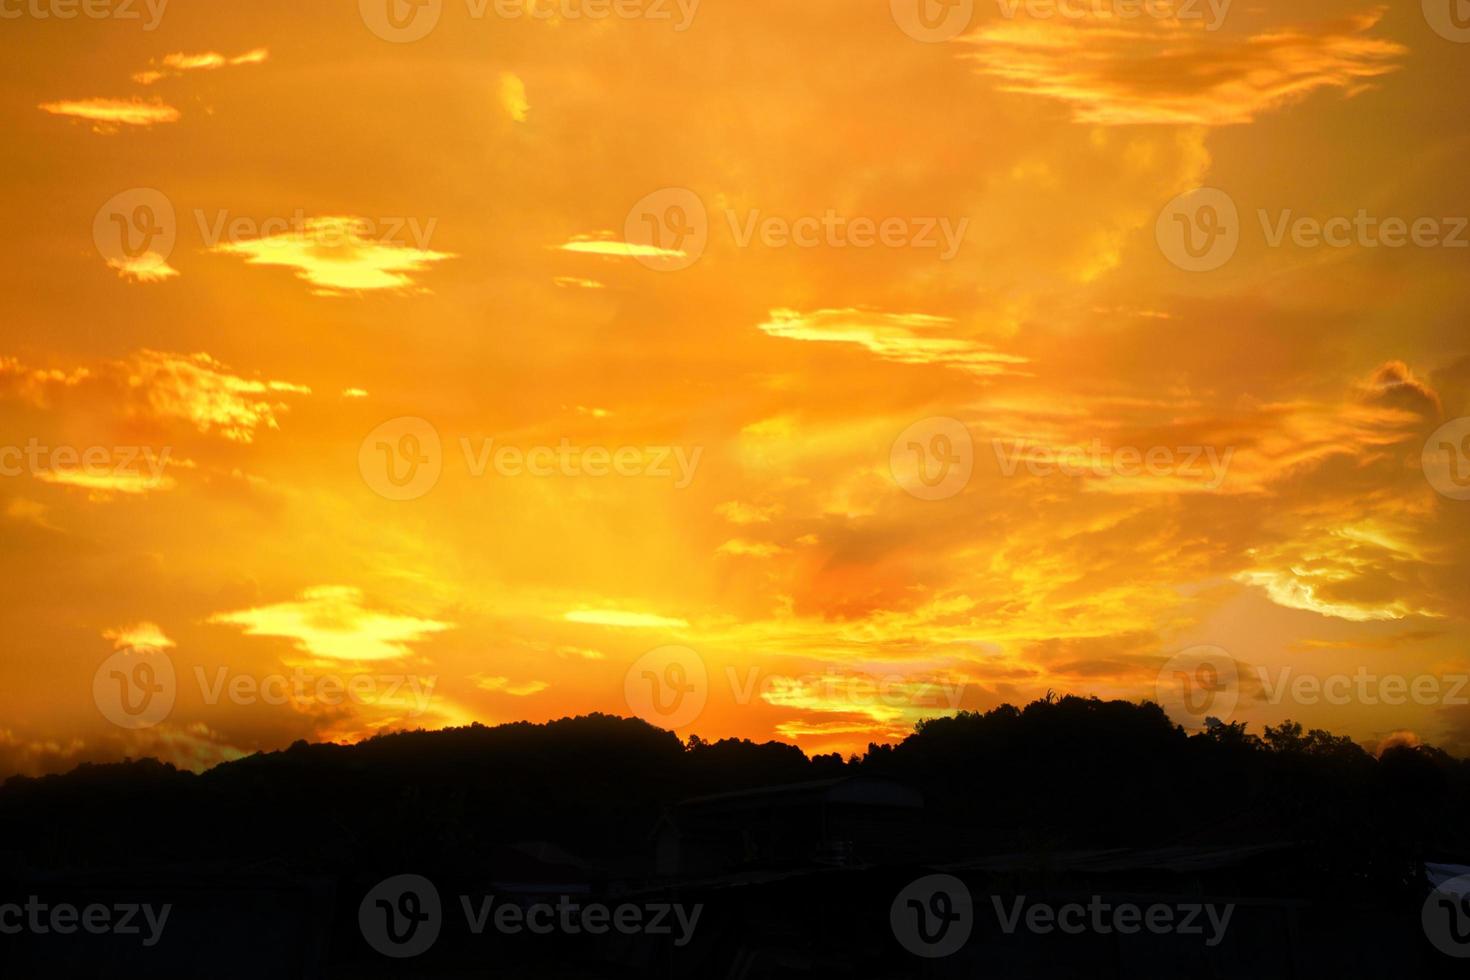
(134, 48), (269, 85)
(558, 233), (685, 260)
(499, 72), (530, 122)
(208, 216), (456, 294)
(563, 609), (689, 629)
(758, 308), (1027, 376)
(474, 675), (550, 696)
(37, 97), (180, 133)
(961, 9), (1406, 125)
(106, 252), (180, 284)
(210, 586), (452, 662)
(1, 350), (310, 445)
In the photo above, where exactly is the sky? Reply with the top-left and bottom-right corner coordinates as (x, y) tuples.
(2, 0), (1469, 777)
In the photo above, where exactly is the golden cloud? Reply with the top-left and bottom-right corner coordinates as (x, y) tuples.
(37, 97), (180, 132)
(134, 48), (269, 85)
(758, 308), (1028, 376)
(208, 216), (456, 294)
(960, 9), (1406, 125)
(210, 586), (453, 662)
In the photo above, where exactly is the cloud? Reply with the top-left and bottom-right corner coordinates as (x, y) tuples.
(102, 622), (175, 650)
(0, 351), (310, 445)
(474, 675), (550, 696)
(717, 538), (789, 558)
(0, 724), (245, 780)
(210, 586), (452, 663)
(34, 469), (178, 498)
(960, 9), (1406, 125)
(558, 234), (685, 260)
(208, 216), (456, 294)
(126, 351), (310, 443)
(758, 308), (1028, 376)
(499, 72), (530, 122)
(563, 609), (689, 629)
(133, 48), (269, 85)
(105, 252), (180, 284)
(37, 97), (180, 132)
(716, 500), (783, 525)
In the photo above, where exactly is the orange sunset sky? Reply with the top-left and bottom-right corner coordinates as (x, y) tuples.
(2, 0), (1469, 777)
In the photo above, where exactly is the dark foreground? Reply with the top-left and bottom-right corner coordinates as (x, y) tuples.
(2, 697), (1469, 977)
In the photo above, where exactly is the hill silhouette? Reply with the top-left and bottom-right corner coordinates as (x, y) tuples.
(4, 696), (1467, 875)
(2, 696), (1468, 977)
